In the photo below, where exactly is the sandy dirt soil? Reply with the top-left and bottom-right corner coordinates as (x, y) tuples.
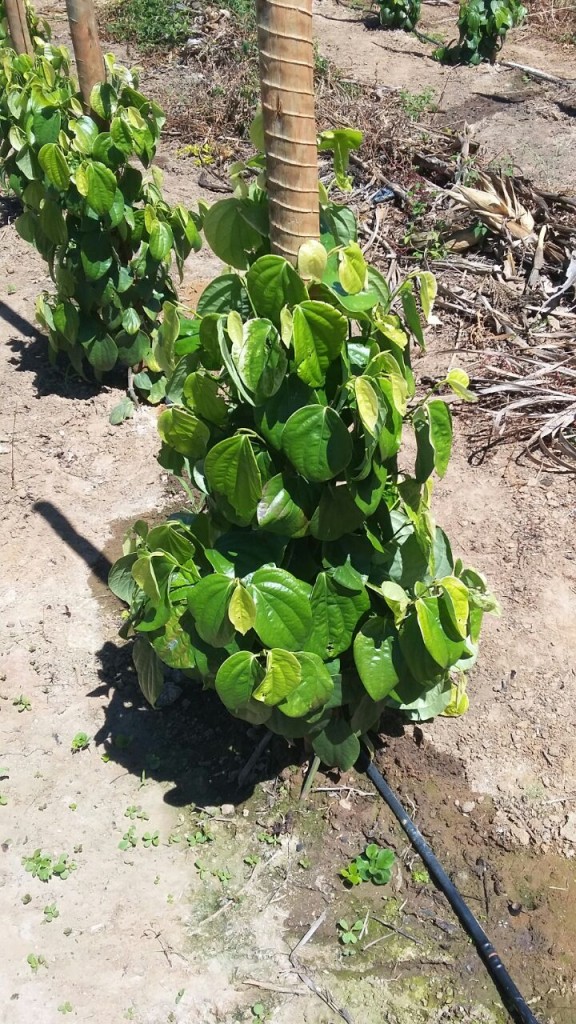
(314, 0), (576, 189)
(1, 3), (576, 1023)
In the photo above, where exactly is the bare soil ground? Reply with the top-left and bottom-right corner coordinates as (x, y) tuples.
(1, 3), (576, 1023)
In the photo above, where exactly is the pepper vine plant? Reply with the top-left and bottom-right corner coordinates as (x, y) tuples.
(0, 6), (201, 411)
(110, 152), (499, 771)
(377, 0), (421, 31)
(435, 0), (527, 65)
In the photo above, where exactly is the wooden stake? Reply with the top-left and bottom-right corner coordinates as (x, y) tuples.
(64, 0), (105, 112)
(4, 0), (33, 54)
(256, 0), (320, 265)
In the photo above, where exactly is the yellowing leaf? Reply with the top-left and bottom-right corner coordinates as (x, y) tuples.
(228, 584), (256, 635)
(354, 376), (380, 436)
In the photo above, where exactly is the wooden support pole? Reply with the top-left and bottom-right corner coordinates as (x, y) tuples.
(256, 0), (320, 265)
(64, 0), (105, 112)
(4, 0), (34, 55)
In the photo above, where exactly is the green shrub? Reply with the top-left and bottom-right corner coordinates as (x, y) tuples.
(109, 149), (498, 770)
(378, 0), (421, 31)
(435, 0), (527, 64)
(0, 29), (201, 394)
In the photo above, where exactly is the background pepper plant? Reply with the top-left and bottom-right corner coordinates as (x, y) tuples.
(110, 190), (499, 771)
(0, 17), (201, 407)
(435, 0), (527, 65)
(377, 0), (421, 32)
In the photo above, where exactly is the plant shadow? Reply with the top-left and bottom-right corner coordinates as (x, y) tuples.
(92, 639), (295, 809)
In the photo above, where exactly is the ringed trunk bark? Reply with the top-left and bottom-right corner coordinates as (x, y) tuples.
(4, 0), (34, 55)
(64, 0), (105, 112)
(256, 0), (320, 265)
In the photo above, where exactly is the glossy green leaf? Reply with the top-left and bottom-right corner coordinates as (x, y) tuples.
(257, 473), (311, 538)
(253, 648), (302, 705)
(401, 288), (425, 347)
(438, 576), (469, 639)
(108, 552), (138, 602)
(418, 271), (437, 320)
(183, 372), (227, 425)
(32, 109), (61, 146)
(69, 115), (99, 154)
(380, 581), (410, 624)
(338, 242), (366, 294)
(232, 318), (287, 401)
(282, 405), (353, 482)
(413, 407), (435, 483)
(85, 335), (118, 373)
(246, 254), (307, 324)
(353, 617), (400, 701)
(149, 219), (174, 260)
(204, 435), (262, 524)
(309, 483), (364, 541)
(247, 568), (312, 651)
(278, 652), (333, 718)
(38, 143), (70, 190)
(203, 198), (264, 269)
(157, 407), (210, 459)
(187, 573), (236, 646)
(428, 399), (452, 477)
(292, 301), (347, 387)
(215, 651), (271, 723)
(79, 232), (113, 280)
(307, 572), (370, 658)
(82, 161), (117, 215)
(416, 595), (462, 669)
(109, 397), (135, 425)
(254, 377), (316, 450)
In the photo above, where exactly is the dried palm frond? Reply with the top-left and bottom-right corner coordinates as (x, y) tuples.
(449, 172), (535, 241)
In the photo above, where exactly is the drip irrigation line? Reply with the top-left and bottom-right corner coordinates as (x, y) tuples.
(357, 749), (541, 1024)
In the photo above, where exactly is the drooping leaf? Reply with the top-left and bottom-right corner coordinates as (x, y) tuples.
(427, 399), (452, 477)
(215, 651), (271, 724)
(353, 617), (400, 701)
(133, 637), (164, 708)
(157, 407), (210, 459)
(187, 573), (236, 646)
(312, 719), (360, 771)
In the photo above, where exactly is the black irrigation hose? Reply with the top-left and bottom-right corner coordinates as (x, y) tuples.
(357, 749), (541, 1024)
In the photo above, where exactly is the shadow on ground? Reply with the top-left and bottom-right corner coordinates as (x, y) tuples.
(33, 498), (293, 807)
(92, 640), (295, 808)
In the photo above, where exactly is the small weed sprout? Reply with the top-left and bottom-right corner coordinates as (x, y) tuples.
(27, 953), (47, 972)
(71, 732), (90, 753)
(43, 903), (59, 922)
(13, 695), (31, 712)
(23, 850), (77, 881)
(340, 845), (395, 887)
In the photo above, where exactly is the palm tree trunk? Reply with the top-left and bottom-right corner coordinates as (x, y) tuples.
(256, 0), (319, 265)
(4, 0), (33, 54)
(64, 0), (104, 112)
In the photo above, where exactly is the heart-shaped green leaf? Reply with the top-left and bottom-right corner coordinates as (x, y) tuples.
(282, 405), (353, 482)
